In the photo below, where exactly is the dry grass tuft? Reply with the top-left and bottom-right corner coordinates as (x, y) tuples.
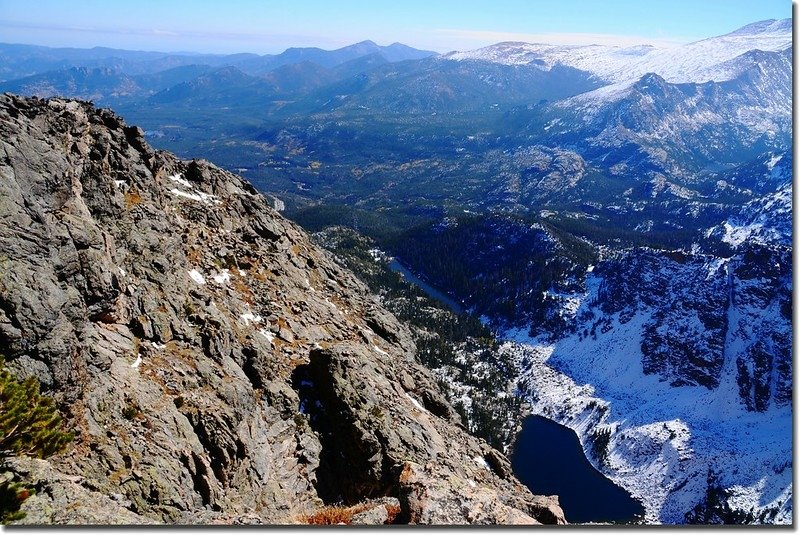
(384, 503), (402, 524)
(302, 504), (370, 525)
(124, 189), (142, 208)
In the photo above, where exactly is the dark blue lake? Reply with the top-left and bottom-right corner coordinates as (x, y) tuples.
(511, 415), (645, 524)
(388, 259), (464, 314)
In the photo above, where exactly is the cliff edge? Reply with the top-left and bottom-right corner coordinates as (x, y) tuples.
(0, 94), (564, 525)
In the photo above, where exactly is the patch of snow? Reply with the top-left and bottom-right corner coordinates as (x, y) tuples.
(258, 328), (274, 343)
(473, 456), (491, 471)
(169, 188), (220, 205)
(168, 173), (193, 189)
(131, 354), (142, 368)
(405, 393), (427, 412)
(766, 153), (783, 170)
(211, 269), (231, 284)
(714, 184), (791, 248)
(240, 312), (262, 326)
(367, 248), (386, 262)
(188, 269), (205, 285)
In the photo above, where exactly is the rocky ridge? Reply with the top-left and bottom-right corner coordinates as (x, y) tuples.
(0, 94), (564, 525)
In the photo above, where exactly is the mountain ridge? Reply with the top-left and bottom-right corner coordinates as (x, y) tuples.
(0, 16), (789, 525)
(0, 40), (437, 81)
(0, 93), (564, 525)
(443, 18), (791, 84)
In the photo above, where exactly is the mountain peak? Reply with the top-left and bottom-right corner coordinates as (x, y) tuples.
(445, 18), (791, 85)
(724, 18), (792, 37)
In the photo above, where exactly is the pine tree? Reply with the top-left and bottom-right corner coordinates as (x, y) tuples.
(0, 481), (28, 523)
(0, 359), (73, 523)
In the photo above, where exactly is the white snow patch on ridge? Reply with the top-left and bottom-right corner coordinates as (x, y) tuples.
(169, 188), (220, 205)
(188, 269), (205, 285)
(211, 269), (231, 284)
(167, 172), (220, 205)
(405, 393), (427, 412)
(259, 329), (275, 343)
(474, 456), (491, 471)
(766, 153), (783, 170)
(240, 312), (262, 326)
(168, 173), (193, 189)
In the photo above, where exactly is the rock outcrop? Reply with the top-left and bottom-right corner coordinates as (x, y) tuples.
(0, 94), (564, 525)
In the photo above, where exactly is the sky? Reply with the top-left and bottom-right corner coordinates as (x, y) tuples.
(0, 0), (792, 54)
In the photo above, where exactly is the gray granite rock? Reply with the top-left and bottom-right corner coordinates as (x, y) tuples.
(0, 94), (564, 525)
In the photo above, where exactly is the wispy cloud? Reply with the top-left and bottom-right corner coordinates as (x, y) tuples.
(0, 19), (350, 53)
(0, 20), (291, 41)
(433, 28), (689, 49)
(151, 29), (181, 37)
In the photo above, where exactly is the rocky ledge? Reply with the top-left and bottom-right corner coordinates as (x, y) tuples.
(0, 94), (564, 525)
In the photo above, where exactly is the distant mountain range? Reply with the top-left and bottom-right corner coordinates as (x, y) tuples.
(0, 19), (792, 525)
(0, 40), (437, 82)
(0, 40), (439, 110)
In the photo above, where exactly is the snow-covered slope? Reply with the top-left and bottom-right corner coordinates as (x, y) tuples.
(510, 336), (791, 524)
(506, 243), (792, 524)
(444, 19), (790, 84)
(704, 150), (792, 247)
(565, 45), (791, 118)
(445, 42), (655, 81)
(710, 183), (792, 247)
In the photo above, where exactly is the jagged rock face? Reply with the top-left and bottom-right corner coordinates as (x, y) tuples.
(2, 457), (158, 525)
(587, 246), (791, 409)
(0, 94), (564, 525)
(594, 250), (729, 390)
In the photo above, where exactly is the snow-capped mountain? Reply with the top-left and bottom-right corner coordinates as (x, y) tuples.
(444, 19), (790, 84)
(508, 239), (791, 524)
(564, 44), (791, 119)
(445, 41), (655, 81)
(554, 45), (792, 178)
(443, 20), (791, 186)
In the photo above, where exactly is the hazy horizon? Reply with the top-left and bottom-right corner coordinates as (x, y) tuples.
(0, 0), (790, 56)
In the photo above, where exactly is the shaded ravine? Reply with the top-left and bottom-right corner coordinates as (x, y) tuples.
(511, 415), (645, 524)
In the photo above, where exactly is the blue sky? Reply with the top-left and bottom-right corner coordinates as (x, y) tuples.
(0, 0), (791, 54)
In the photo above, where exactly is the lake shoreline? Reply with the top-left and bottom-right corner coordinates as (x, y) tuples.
(510, 414), (645, 524)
